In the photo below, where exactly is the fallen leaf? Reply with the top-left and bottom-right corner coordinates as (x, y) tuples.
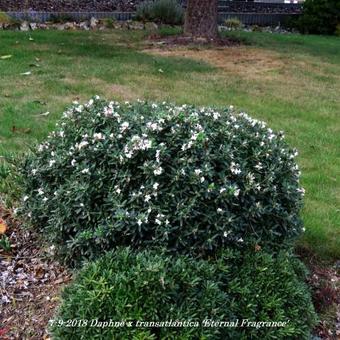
(255, 244), (261, 252)
(12, 126), (32, 134)
(38, 111), (50, 116)
(0, 55), (12, 60)
(20, 71), (31, 76)
(33, 100), (47, 105)
(0, 218), (7, 235)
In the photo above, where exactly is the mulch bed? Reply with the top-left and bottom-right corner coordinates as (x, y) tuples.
(0, 206), (71, 339)
(296, 247), (340, 339)
(146, 34), (241, 48)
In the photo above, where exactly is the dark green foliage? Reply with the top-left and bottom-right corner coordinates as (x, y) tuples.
(136, 0), (184, 25)
(19, 98), (305, 264)
(296, 0), (340, 35)
(51, 248), (317, 339)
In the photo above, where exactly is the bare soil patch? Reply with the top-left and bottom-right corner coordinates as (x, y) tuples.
(0, 206), (71, 339)
(144, 45), (285, 80)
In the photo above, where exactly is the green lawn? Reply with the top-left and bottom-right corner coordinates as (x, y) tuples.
(0, 29), (339, 260)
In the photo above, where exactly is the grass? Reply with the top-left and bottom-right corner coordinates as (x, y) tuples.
(0, 29), (339, 260)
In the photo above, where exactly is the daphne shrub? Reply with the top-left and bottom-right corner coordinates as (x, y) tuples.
(51, 248), (317, 339)
(19, 97), (305, 263)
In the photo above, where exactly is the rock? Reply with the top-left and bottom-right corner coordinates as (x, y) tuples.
(64, 22), (76, 30)
(90, 17), (98, 29)
(144, 22), (159, 31)
(195, 37), (208, 44)
(55, 23), (65, 31)
(38, 23), (49, 30)
(29, 23), (37, 30)
(79, 21), (90, 31)
(128, 21), (144, 30)
(20, 21), (29, 31)
(113, 22), (123, 29)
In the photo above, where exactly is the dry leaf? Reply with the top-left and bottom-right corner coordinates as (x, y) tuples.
(255, 244), (261, 252)
(38, 111), (50, 117)
(0, 218), (7, 235)
(0, 55), (12, 60)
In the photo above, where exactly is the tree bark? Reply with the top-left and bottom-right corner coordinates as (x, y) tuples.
(184, 0), (218, 39)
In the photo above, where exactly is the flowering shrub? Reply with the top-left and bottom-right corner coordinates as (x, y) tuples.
(19, 97), (305, 263)
(51, 248), (317, 339)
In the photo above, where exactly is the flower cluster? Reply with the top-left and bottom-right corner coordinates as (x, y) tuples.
(19, 97), (305, 263)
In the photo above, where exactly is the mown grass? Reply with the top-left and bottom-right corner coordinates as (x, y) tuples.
(0, 29), (339, 260)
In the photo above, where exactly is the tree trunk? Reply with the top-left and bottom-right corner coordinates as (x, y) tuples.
(184, 0), (218, 39)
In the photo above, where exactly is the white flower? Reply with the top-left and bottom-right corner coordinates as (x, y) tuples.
(137, 219), (143, 226)
(254, 184), (261, 191)
(71, 159), (76, 166)
(153, 183), (159, 190)
(194, 169), (202, 176)
(223, 230), (231, 237)
(237, 238), (244, 243)
(75, 105), (83, 113)
(49, 159), (56, 167)
(234, 188), (240, 197)
(217, 208), (223, 214)
(59, 131), (65, 138)
(297, 187), (305, 196)
(76, 141), (89, 150)
(146, 122), (162, 132)
(42, 197), (48, 203)
(32, 169), (37, 175)
(145, 194), (151, 203)
(154, 167), (163, 176)
(155, 150), (161, 163)
(120, 122), (130, 133)
(213, 111), (220, 120)
(255, 163), (263, 170)
(220, 188), (226, 194)
(230, 162), (241, 175)
(155, 218), (162, 225)
(38, 188), (44, 196)
(302, 227), (306, 232)
(93, 132), (105, 141)
(200, 176), (205, 183)
(246, 172), (255, 184)
(23, 195), (29, 202)
(81, 168), (90, 174)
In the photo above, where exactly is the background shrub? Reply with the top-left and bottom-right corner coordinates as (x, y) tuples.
(295, 0), (340, 35)
(224, 18), (242, 30)
(136, 0), (184, 25)
(19, 98), (305, 264)
(51, 248), (317, 339)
